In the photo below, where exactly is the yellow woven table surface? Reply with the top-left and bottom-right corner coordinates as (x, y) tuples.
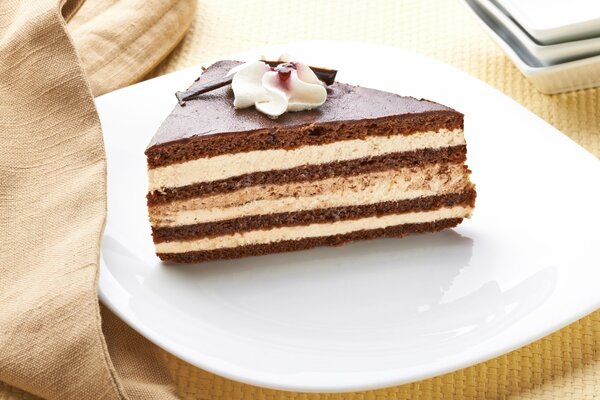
(149, 1), (600, 399)
(3, 1), (598, 399)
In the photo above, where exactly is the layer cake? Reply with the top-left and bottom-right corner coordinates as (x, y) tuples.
(146, 60), (476, 263)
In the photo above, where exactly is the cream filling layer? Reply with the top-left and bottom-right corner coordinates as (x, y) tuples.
(148, 129), (464, 191)
(155, 205), (472, 253)
(150, 163), (471, 227)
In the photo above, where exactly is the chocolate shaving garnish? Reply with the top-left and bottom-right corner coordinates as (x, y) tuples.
(175, 78), (231, 106)
(175, 61), (338, 106)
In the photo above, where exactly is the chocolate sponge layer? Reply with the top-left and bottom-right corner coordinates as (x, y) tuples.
(147, 145), (468, 205)
(157, 218), (463, 263)
(152, 189), (476, 243)
(146, 112), (462, 168)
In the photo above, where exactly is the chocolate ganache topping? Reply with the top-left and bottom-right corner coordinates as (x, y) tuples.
(150, 60), (458, 150)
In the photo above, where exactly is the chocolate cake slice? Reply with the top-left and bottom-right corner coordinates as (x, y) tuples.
(146, 60), (476, 263)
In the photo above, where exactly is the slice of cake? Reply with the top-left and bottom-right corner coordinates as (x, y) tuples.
(146, 59), (476, 263)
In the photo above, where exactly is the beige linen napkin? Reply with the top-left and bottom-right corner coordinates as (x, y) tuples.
(0, 0), (195, 398)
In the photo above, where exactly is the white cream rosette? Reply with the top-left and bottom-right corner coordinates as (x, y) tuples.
(229, 60), (327, 119)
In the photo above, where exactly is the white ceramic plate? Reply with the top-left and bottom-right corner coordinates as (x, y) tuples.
(463, 0), (600, 93)
(492, 0), (600, 45)
(473, 0), (600, 65)
(97, 41), (600, 393)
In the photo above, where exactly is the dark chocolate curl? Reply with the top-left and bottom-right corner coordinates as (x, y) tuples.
(175, 61), (338, 106)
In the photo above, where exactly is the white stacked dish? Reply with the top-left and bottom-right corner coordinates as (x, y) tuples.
(463, 0), (600, 93)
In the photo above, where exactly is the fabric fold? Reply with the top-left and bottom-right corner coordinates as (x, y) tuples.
(0, 0), (194, 398)
(68, 0), (196, 96)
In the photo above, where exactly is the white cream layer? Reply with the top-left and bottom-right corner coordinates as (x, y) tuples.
(148, 129), (464, 191)
(150, 163), (470, 227)
(155, 205), (472, 253)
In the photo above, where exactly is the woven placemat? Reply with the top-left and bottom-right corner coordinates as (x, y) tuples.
(2, 1), (598, 399)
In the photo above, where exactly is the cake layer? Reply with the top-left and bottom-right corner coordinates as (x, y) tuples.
(152, 190), (476, 243)
(148, 128), (464, 191)
(148, 145), (467, 205)
(157, 218), (464, 263)
(157, 218), (462, 263)
(150, 163), (472, 228)
(155, 205), (472, 254)
(146, 60), (463, 168)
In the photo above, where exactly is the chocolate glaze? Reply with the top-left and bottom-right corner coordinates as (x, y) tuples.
(147, 60), (461, 151)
